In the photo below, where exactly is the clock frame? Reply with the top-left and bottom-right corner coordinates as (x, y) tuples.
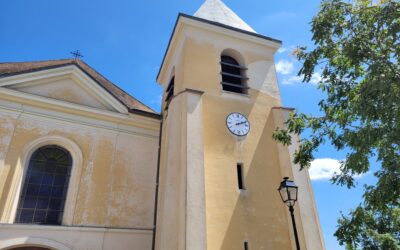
(226, 112), (250, 137)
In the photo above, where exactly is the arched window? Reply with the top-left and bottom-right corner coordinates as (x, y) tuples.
(220, 55), (248, 94)
(15, 145), (72, 225)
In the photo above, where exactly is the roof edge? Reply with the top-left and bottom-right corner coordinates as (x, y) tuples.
(0, 61), (76, 79)
(0, 62), (132, 112)
(76, 60), (157, 114)
(156, 13), (282, 82)
(156, 14), (182, 82)
(129, 109), (162, 119)
(181, 14), (282, 44)
(272, 106), (296, 111)
(0, 60), (158, 117)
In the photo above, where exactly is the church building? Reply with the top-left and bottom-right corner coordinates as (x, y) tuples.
(0, 0), (325, 249)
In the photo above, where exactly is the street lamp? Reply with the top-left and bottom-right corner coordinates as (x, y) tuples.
(278, 177), (300, 250)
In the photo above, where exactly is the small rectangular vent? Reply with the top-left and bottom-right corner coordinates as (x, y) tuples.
(237, 163), (245, 190)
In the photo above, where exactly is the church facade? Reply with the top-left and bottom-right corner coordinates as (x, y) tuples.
(0, 1), (325, 250)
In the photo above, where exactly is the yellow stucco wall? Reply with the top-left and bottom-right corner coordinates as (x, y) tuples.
(156, 19), (312, 250)
(0, 77), (160, 232)
(184, 37), (303, 249)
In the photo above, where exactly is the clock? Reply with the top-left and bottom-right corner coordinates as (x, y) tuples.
(226, 112), (250, 136)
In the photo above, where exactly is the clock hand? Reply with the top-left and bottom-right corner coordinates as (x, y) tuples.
(236, 121), (247, 126)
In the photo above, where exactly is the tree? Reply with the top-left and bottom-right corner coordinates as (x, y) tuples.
(272, 0), (400, 248)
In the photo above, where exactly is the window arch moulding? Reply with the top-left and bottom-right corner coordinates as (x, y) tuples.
(221, 48), (246, 66)
(4, 136), (83, 226)
(0, 236), (72, 250)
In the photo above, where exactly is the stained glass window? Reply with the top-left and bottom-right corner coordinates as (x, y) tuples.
(15, 145), (72, 225)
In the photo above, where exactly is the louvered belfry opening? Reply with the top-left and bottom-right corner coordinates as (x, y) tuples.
(220, 55), (248, 94)
(165, 76), (175, 110)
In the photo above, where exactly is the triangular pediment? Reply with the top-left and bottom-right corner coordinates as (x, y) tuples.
(0, 65), (129, 114)
(8, 77), (117, 111)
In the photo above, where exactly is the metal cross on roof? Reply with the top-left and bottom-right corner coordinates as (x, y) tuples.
(70, 50), (83, 60)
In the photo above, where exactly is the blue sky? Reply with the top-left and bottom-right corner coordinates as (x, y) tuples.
(0, 1), (378, 249)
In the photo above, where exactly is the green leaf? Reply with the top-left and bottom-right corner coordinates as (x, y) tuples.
(272, 0), (400, 247)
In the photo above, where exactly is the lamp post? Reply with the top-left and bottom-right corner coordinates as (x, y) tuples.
(278, 177), (300, 250)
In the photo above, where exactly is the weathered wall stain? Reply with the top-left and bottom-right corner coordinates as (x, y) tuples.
(0, 109), (159, 229)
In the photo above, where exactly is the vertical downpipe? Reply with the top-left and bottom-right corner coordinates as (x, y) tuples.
(152, 118), (163, 250)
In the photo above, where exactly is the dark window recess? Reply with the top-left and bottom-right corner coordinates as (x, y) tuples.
(165, 77), (175, 110)
(244, 241), (249, 250)
(221, 55), (248, 94)
(237, 163), (245, 190)
(15, 145), (72, 225)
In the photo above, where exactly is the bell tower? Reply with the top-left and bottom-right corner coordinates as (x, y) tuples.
(155, 1), (325, 249)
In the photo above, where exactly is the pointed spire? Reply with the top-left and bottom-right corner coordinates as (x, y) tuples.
(194, 0), (256, 33)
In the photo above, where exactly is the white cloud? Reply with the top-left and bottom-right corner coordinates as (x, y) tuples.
(277, 47), (287, 54)
(277, 45), (296, 54)
(276, 59), (294, 75)
(282, 75), (303, 85)
(309, 72), (322, 84)
(309, 158), (342, 180)
(309, 158), (366, 181)
(281, 72), (322, 85)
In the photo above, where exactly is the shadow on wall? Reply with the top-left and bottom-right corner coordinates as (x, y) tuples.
(219, 107), (293, 250)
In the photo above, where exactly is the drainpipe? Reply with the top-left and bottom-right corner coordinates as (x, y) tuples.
(151, 117), (163, 250)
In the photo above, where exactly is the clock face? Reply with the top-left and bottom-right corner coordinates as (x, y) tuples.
(226, 113), (250, 136)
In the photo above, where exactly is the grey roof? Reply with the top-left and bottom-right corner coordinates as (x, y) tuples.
(194, 0), (256, 33)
